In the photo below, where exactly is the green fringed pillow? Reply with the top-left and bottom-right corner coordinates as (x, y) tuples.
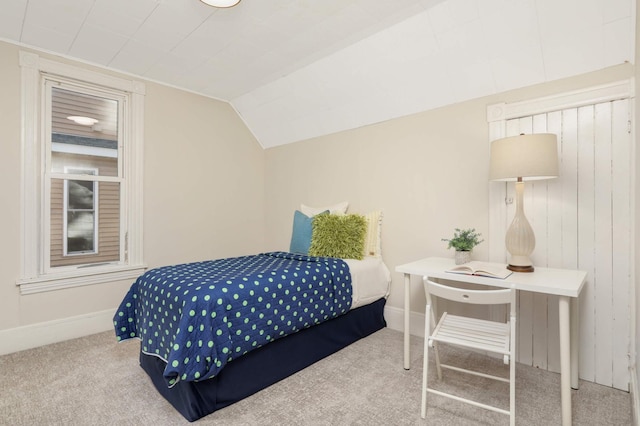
(309, 214), (367, 260)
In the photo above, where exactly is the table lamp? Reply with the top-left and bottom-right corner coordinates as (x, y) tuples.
(489, 133), (559, 272)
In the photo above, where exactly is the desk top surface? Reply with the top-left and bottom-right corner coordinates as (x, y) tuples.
(396, 257), (587, 297)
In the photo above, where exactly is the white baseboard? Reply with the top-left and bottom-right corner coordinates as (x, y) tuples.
(384, 305), (426, 338)
(631, 365), (640, 426)
(0, 309), (115, 356)
(3, 306), (415, 356)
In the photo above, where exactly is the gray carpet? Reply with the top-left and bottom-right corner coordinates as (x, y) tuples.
(0, 328), (631, 425)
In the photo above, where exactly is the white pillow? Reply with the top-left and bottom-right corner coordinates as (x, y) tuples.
(363, 210), (383, 257)
(300, 201), (349, 217)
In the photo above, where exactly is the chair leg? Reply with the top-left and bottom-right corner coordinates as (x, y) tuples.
(433, 341), (442, 380)
(510, 359), (515, 426)
(421, 304), (431, 419)
(428, 295), (442, 380)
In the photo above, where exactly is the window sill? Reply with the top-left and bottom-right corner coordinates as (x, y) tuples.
(16, 264), (147, 295)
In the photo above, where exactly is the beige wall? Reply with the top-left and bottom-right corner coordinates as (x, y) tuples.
(264, 63), (634, 314)
(0, 41), (265, 335)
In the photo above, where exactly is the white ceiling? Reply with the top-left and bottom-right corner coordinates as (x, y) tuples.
(0, 0), (634, 148)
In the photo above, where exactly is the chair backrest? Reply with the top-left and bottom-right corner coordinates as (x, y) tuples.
(423, 278), (516, 316)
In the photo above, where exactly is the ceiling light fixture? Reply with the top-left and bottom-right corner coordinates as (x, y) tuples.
(199, 0), (241, 7)
(67, 116), (99, 126)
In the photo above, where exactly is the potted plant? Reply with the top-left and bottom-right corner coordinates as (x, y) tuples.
(442, 228), (484, 264)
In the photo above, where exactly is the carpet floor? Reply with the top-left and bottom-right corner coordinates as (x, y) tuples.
(0, 327), (632, 425)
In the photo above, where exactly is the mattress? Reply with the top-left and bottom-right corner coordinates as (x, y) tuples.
(346, 256), (391, 309)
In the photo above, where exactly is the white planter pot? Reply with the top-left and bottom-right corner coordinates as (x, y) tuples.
(455, 250), (471, 265)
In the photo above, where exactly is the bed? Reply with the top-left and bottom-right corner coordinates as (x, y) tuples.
(114, 250), (390, 422)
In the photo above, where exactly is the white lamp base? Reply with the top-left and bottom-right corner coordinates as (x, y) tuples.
(505, 181), (535, 273)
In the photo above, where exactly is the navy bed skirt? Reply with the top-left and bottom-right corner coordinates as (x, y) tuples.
(139, 297), (387, 422)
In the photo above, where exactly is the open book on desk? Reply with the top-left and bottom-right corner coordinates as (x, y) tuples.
(446, 261), (513, 279)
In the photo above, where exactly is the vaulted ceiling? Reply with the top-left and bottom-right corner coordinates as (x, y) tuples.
(1, 0), (633, 148)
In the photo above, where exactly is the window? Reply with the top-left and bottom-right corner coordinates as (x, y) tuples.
(18, 52), (146, 294)
(64, 168), (99, 257)
(47, 83), (122, 270)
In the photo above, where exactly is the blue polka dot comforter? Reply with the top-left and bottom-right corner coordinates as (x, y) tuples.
(114, 251), (352, 386)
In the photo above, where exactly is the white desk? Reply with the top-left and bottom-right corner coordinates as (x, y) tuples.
(396, 257), (586, 426)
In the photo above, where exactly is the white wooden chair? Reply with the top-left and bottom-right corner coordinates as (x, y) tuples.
(421, 277), (517, 425)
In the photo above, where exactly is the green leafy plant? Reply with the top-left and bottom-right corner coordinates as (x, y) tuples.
(442, 228), (484, 251)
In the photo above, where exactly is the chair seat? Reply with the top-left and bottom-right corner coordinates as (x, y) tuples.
(431, 312), (510, 357)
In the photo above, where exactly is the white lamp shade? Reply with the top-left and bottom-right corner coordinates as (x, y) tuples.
(200, 0), (240, 7)
(489, 133), (559, 181)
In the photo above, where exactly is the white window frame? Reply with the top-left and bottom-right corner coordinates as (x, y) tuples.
(17, 51), (146, 295)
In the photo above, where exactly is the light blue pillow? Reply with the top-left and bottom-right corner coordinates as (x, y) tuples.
(289, 210), (328, 254)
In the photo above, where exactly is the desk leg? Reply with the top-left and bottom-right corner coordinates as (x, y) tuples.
(559, 296), (572, 426)
(404, 273), (411, 370)
(571, 296), (579, 389)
